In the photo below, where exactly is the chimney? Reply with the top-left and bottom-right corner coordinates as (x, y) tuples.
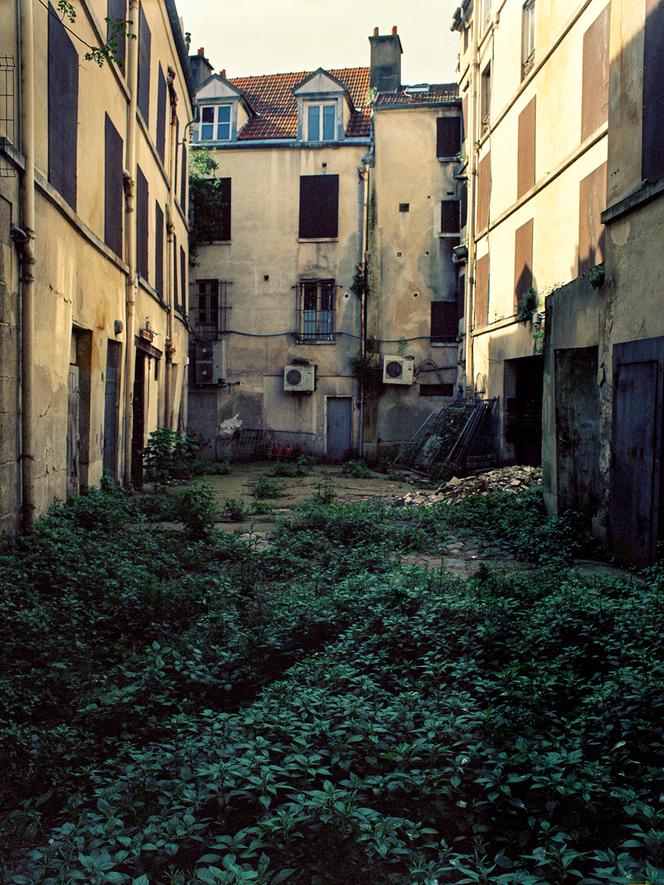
(188, 47), (214, 90)
(369, 27), (403, 94)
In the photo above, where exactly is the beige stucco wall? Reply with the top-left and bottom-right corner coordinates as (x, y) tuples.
(0, 0), (192, 528)
(368, 104), (461, 455)
(189, 142), (369, 458)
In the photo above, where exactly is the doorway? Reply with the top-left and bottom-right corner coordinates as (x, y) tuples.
(103, 341), (122, 480)
(131, 350), (146, 487)
(326, 397), (353, 461)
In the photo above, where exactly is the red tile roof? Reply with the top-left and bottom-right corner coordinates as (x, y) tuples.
(374, 83), (459, 107)
(228, 67), (372, 140)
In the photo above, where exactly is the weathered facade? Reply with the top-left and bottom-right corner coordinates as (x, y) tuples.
(0, 0), (193, 533)
(452, 0), (609, 467)
(187, 31), (461, 462)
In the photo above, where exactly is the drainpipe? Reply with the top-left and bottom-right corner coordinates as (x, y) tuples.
(165, 67), (178, 430)
(357, 161), (370, 458)
(122, 0), (139, 486)
(464, 13), (480, 400)
(19, 0), (36, 531)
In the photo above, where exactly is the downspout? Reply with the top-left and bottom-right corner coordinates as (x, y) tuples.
(19, 0), (36, 531)
(357, 160), (370, 459)
(165, 67), (178, 430)
(122, 0), (139, 486)
(464, 13), (480, 399)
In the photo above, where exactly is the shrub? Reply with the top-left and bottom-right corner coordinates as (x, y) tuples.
(342, 459), (372, 478)
(252, 476), (286, 499)
(270, 461), (308, 477)
(222, 498), (249, 522)
(144, 428), (199, 482)
(173, 480), (219, 539)
(191, 459), (231, 476)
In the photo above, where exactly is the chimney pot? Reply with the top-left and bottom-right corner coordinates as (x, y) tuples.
(220, 68), (226, 78)
(373, 26), (379, 36)
(198, 47), (205, 56)
(392, 25), (398, 35)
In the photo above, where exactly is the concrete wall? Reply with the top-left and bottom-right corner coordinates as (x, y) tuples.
(0, 0), (192, 529)
(367, 103), (462, 457)
(189, 142), (368, 458)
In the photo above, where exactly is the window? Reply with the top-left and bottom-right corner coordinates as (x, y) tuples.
(441, 200), (460, 234)
(480, 63), (491, 134)
(299, 174), (339, 239)
(581, 6), (610, 142)
(399, 203), (410, 213)
(137, 3), (151, 124)
(156, 64), (166, 163)
(136, 165), (148, 280)
(420, 383), (454, 397)
(307, 103), (336, 141)
(517, 96), (536, 198)
(180, 245), (187, 314)
(437, 116), (462, 159)
(480, 0), (491, 29)
(521, 0), (536, 79)
(107, 0), (126, 70)
(474, 254), (490, 328)
(643, 0), (664, 181)
(48, 2), (78, 209)
(297, 280), (336, 342)
(199, 104), (232, 142)
(190, 177), (231, 242)
(514, 219), (534, 310)
(104, 113), (123, 257)
(195, 279), (231, 339)
(477, 152), (491, 231)
(430, 301), (458, 344)
(155, 202), (164, 298)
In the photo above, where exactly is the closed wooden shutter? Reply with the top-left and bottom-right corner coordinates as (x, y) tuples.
(431, 301), (458, 343)
(436, 116), (461, 158)
(180, 245), (187, 313)
(156, 65), (167, 164)
(581, 5), (610, 142)
(579, 163), (607, 273)
(477, 152), (491, 232)
(643, 0), (664, 182)
(155, 202), (164, 298)
(180, 141), (187, 213)
(106, 0), (126, 70)
(441, 200), (460, 234)
(173, 232), (179, 310)
(136, 166), (149, 280)
(138, 3), (151, 124)
(48, 3), (78, 209)
(517, 97), (536, 198)
(218, 178), (231, 241)
(459, 182), (468, 230)
(299, 175), (339, 238)
(104, 113), (124, 257)
(457, 273), (465, 321)
(474, 254), (489, 328)
(514, 218), (534, 308)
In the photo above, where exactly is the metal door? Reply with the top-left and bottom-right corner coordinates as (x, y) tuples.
(611, 337), (664, 565)
(67, 364), (80, 496)
(326, 397), (353, 462)
(103, 341), (121, 479)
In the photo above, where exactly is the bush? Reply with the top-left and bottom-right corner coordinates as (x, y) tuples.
(173, 480), (219, 539)
(222, 498), (249, 522)
(144, 428), (199, 482)
(191, 459), (231, 476)
(252, 476), (286, 499)
(269, 461), (308, 477)
(342, 459), (372, 478)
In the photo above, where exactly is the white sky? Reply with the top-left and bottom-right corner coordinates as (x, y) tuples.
(176, 0), (460, 85)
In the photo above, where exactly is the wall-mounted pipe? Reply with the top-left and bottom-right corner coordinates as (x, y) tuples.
(165, 66), (178, 429)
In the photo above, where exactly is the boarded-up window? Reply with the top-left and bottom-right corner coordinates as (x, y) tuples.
(441, 200), (460, 234)
(155, 202), (164, 298)
(174, 117), (179, 196)
(180, 245), (187, 314)
(299, 174), (339, 238)
(579, 163), (607, 274)
(581, 5), (609, 141)
(138, 3), (151, 124)
(107, 0), (126, 70)
(48, 3), (78, 209)
(474, 254), (489, 328)
(173, 232), (179, 310)
(156, 65), (167, 164)
(643, 0), (664, 182)
(514, 218), (534, 309)
(180, 141), (188, 213)
(437, 117), (461, 158)
(517, 97), (536, 198)
(477, 152), (491, 232)
(104, 114), (123, 257)
(431, 301), (458, 343)
(459, 182), (468, 230)
(458, 273), (465, 321)
(136, 165), (149, 280)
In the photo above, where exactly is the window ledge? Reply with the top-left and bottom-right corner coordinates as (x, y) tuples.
(298, 237), (339, 243)
(430, 341), (458, 347)
(439, 232), (461, 238)
(294, 337), (337, 345)
(602, 177), (664, 225)
(206, 240), (232, 245)
(437, 156), (461, 163)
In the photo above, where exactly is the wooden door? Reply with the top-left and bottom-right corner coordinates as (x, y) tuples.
(67, 364), (80, 496)
(611, 337), (664, 565)
(131, 351), (146, 488)
(327, 397), (353, 462)
(103, 341), (121, 479)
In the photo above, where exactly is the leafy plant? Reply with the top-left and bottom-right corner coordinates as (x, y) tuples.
(342, 459), (373, 478)
(269, 461), (308, 478)
(589, 263), (606, 289)
(222, 498), (249, 522)
(144, 428), (199, 482)
(173, 480), (219, 539)
(252, 477), (286, 499)
(516, 285), (539, 323)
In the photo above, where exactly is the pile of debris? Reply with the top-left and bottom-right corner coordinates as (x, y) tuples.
(396, 465), (543, 507)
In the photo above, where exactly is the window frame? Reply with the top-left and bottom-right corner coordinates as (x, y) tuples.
(305, 101), (337, 142)
(296, 279), (337, 343)
(521, 0), (536, 80)
(298, 174), (339, 240)
(199, 103), (233, 142)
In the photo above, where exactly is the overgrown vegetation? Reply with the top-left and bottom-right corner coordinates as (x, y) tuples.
(144, 428), (199, 483)
(516, 285), (539, 323)
(1, 485), (663, 884)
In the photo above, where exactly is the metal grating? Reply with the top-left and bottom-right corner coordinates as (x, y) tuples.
(0, 56), (16, 177)
(232, 428), (316, 461)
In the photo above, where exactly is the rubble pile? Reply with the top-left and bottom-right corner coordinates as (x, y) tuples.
(397, 466), (543, 507)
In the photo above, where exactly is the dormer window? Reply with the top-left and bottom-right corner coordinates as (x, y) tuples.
(307, 103), (336, 141)
(200, 104), (232, 141)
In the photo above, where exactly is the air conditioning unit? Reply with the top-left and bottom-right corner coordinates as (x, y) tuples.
(383, 355), (415, 385)
(284, 363), (315, 393)
(195, 340), (226, 386)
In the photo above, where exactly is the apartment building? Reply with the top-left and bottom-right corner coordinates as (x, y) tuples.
(187, 30), (462, 461)
(452, 0), (609, 466)
(0, 0), (193, 532)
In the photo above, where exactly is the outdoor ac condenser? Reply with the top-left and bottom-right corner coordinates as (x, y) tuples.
(382, 355), (415, 385)
(283, 363), (315, 393)
(195, 340), (226, 386)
